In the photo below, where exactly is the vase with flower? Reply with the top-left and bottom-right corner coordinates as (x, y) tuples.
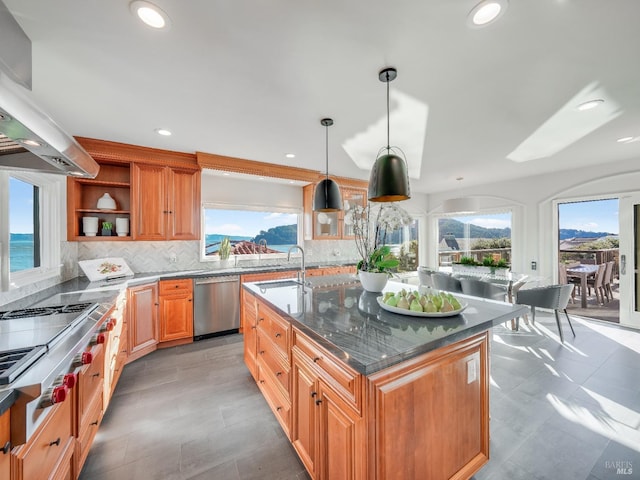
(345, 202), (412, 292)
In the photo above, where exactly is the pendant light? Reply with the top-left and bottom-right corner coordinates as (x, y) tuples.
(368, 67), (411, 202)
(313, 118), (343, 212)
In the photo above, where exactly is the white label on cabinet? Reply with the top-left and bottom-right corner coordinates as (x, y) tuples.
(467, 358), (477, 384)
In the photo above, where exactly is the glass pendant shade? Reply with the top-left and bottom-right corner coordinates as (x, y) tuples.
(313, 117), (342, 212)
(313, 178), (342, 211)
(368, 152), (411, 202)
(368, 67), (411, 203)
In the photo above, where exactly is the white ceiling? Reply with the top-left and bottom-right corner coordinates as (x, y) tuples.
(5, 0), (640, 194)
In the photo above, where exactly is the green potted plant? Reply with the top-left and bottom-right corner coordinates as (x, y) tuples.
(101, 221), (113, 236)
(219, 236), (232, 266)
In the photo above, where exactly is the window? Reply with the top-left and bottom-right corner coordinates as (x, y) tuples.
(9, 177), (40, 272)
(380, 217), (420, 272)
(437, 212), (511, 267)
(202, 205), (300, 260)
(0, 171), (63, 290)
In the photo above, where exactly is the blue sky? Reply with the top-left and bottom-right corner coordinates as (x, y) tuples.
(204, 208), (298, 237)
(9, 177), (35, 234)
(558, 198), (619, 234)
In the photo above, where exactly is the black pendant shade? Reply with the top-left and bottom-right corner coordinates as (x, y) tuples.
(313, 118), (342, 212)
(368, 151), (411, 202)
(368, 67), (411, 202)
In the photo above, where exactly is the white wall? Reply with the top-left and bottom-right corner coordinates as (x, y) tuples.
(426, 156), (640, 285)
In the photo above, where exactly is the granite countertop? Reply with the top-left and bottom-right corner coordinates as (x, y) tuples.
(244, 279), (528, 375)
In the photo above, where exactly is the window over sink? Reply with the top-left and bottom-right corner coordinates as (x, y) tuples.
(201, 204), (301, 262)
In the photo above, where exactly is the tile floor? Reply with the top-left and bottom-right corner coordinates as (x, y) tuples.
(79, 312), (640, 480)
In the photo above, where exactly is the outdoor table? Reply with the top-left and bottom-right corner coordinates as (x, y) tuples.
(566, 264), (599, 308)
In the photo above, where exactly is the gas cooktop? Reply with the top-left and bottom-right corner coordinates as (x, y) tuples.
(0, 302), (94, 320)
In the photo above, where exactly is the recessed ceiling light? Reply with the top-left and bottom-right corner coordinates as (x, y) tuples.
(456, 176), (464, 181)
(222, 172), (230, 176)
(617, 136), (634, 143)
(154, 128), (172, 136)
(468, 0), (507, 27)
(288, 180), (295, 184)
(130, 1), (171, 30)
(577, 99), (604, 111)
(285, 153), (296, 159)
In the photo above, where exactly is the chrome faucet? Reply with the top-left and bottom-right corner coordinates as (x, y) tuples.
(258, 238), (268, 263)
(287, 245), (305, 285)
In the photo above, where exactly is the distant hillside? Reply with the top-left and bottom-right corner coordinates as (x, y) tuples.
(438, 219), (511, 241)
(252, 224), (297, 245)
(438, 219), (614, 241)
(558, 229), (615, 240)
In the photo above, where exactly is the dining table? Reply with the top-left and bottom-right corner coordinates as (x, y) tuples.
(566, 264), (599, 308)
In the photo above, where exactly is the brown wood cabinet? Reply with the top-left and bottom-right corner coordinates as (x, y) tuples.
(303, 185), (367, 240)
(126, 283), (159, 363)
(0, 408), (9, 480)
(243, 288), (491, 480)
(66, 162), (132, 241)
(367, 333), (489, 480)
(306, 265), (356, 277)
(74, 344), (104, 474)
(291, 331), (365, 480)
(158, 279), (194, 344)
(240, 271), (297, 334)
(132, 164), (200, 240)
(11, 400), (75, 480)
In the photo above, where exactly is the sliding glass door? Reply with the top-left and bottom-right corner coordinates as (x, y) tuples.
(618, 194), (640, 328)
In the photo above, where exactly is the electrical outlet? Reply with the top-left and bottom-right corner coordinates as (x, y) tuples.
(531, 261), (537, 270)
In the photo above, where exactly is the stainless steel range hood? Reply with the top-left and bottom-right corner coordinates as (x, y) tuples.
(0, 1), (99, 178)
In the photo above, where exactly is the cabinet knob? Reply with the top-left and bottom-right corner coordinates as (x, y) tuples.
(49, 437), (61, 447)
(315, 399), (322, 406)
(259, 350), (265, 355)
(1, 441), (10, 454)
(155, 303), (159, 306)
(311, 391), (317, 398)
(276, 406), (282, 412)
(313, 357), (321, 363)
(90, 420), (99, 426)
(275, 333), (281, 338)
(276, 372), (282, 377)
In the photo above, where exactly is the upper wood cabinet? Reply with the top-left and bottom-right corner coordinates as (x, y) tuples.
(67, 162), (132, 241)
(132, 164), (201, 241)
(303, 184), (367, 241)
(68, 138), (201, 242)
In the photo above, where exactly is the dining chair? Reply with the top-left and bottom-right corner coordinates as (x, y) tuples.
(558, 263), (575, 303)
(603, 261), (615, 301)
(515, 284), (576, 343)
(431, 273), (463, 293)
(460, 278), (507, 301)
(587, 263), (607, 304)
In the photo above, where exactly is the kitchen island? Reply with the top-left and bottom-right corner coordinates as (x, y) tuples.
(243, 277), (527, 480)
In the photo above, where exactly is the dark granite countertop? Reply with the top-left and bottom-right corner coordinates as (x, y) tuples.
(244, 278), (528, 375)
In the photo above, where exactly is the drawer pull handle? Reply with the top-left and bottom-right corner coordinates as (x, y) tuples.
(276, 372), (282, 377)
(275, 333), (281, 338)
(259, 350), (265, 355)
(90, 420), (99, 426)
(311, 391), (317, 398)
(313, 357), (321, 363)
(258, 317), (264, 322)
(251, 326), (256, 330)
(260, 380), (265, 384)
(2, 441), (10, 454)
(276, 406), (282, 412)
(92, 373), (100, 378)
(49, 437), (61, 447)
(315, 399), (322, 406)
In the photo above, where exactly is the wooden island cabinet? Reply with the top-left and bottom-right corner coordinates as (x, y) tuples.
(1, 408), (10, 480)
(241, 279), (524, 480)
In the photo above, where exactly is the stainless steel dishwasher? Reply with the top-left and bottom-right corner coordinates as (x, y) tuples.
(193, 275), (240, 340)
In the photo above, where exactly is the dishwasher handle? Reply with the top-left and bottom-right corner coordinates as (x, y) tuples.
(194, 276), (240, 285)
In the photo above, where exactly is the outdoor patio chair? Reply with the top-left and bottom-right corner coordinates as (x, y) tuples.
(558, 263), (576, 303)
(587, 263), (607, 304)
(460, 278), (507, 301)
(431, 273), (463, 293)
(603, 261), (615, 301)
(515, 284), (576, 343)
